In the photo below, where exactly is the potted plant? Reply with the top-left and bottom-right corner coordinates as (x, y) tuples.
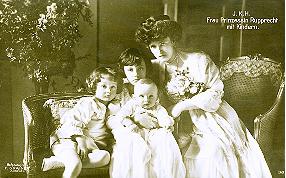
(0, 0), (92, 93)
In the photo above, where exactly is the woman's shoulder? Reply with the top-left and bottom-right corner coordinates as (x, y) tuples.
(180, 50), (212, 65)
(181, 50), (211, 60)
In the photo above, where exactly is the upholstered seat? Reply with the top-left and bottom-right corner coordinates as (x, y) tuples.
(220, 54), (284, 175)
(254, 78), (284, 175)
(220, 55), (282, 133)
(22, 92), (112, 178)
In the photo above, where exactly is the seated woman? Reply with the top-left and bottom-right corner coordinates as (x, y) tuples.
(135, 15), (272, 178)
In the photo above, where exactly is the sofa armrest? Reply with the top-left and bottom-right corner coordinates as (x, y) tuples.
(22, 92), (115, 177)
(22, 92), (91, 176)
(254, 78), (284, 140)
(22, 100), (37, 177)
(253, 78), (284, 164)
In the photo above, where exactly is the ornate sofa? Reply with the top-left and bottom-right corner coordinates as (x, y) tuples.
(220, 54), (284, 175)
(22, 54), (284, 177)
(22, 92), (112, 178)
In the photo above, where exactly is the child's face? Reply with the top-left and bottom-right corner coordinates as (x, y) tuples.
(134, 84), (158, 109)
(95, 74), (117, 102)
(123, 60), (146, 85)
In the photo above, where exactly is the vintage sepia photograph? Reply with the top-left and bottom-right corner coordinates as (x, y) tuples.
(0, 0), (284, 178)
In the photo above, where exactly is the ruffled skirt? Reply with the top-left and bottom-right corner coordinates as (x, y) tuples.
(183, 101), (272, 178)
(110, 128), (186, 178)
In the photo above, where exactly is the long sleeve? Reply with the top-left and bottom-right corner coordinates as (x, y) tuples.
(106, 102), (123, 130)
(184, 53), (224, 112)
(57, 97), (97, 138)
(106, 88), (132, 130)
(107, 99), (135, 130)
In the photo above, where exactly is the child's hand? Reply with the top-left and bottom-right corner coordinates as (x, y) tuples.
(128, 124), (140, 133)
(135, 112), (157, 129)
(75, 136), (88, 159)
(122, 118), (134, 127)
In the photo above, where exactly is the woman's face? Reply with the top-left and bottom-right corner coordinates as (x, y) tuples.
(123, 60), (146, 85)
(149, 37), (175, 62)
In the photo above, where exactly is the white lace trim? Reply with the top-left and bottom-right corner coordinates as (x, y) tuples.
(220, 55), (282, 87)
(43, 98), (80, 119)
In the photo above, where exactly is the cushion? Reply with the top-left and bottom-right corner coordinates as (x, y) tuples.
(43, 98), (83, 147)
(43, 98), (81, 120)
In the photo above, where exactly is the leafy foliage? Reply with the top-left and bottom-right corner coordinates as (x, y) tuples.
(0, 0), (92, 82)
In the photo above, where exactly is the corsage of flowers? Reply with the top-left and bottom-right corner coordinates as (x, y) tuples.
(165, 68), (206, 103)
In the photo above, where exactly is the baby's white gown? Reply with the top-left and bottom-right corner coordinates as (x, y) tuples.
(107, 99), (186, 178)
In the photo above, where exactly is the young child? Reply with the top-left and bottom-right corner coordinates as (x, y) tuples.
(106, 47), (151, 133)
(110, 79), (186, 178)
(120, 79), (174, 135)
(42, 67), (119, 178)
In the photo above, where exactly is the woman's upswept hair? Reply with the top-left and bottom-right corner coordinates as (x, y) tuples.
(86, 67), (122, 93)
(135, 15), (182, 45)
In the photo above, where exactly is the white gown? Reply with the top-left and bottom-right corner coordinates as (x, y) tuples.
(107, 99), (186, 178)
(152, 51), (272, 178)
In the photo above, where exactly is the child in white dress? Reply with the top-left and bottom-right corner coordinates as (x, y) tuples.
(42, 67), (119, 178)
(108, 79), (186, 178)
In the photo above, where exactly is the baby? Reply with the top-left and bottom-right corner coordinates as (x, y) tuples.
(112, 78), (186, 178)
(42, 67), (119, 178)
(119, 78), (174, 133)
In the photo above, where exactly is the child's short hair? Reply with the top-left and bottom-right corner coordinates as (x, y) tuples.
(86, 67), (122, 93)
(134, 78), (158, 92)
(118, 48), (144, 69)
(117, 48), (152, 78)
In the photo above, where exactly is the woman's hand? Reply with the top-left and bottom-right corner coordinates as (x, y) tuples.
(75, 136), (88, 159)
(171, 99), (198, 118)
(171, 103), (184, 118)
